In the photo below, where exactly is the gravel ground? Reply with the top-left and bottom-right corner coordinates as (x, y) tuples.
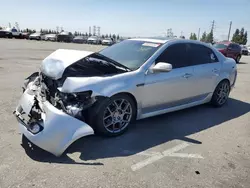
(0, 39), (250, 188)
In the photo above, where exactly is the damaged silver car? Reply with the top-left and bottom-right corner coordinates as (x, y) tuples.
(14, 38), (237, 156)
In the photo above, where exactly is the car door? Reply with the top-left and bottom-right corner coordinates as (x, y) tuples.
(187, 43), (221, 97)
(226, 43), (238, 59)
(141, 43), (195, 114)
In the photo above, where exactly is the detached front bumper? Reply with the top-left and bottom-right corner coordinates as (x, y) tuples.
(14, 90), (94, 156)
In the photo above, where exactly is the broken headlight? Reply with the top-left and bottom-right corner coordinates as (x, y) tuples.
(59, 90), (92, 103)
(58, 90), (94, 120)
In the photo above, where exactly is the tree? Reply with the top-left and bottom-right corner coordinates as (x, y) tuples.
(192, 33), (197, 40)
(189, 33), (193, 40)
(109, 34), (112, 38)
(105, 34), (109, 38)
(243, 31), (248, 45)
(112, 34), (116, 40)
(200, 32), (207, 42)
(206, 30), (214, 43)
(85, 32), (88, 36)
(40, 29), (43, 33)
(101, 34), (105, 39)
(231, 28), (240, 44)
(117, 35), (120, 40)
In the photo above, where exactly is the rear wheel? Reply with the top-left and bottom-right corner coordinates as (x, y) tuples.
(211, 80), (230, 107)
(236, 55), (241, 63)
(88, 94), (136, 136)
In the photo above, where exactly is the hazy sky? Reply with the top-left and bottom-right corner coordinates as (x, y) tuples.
(0, 0), (249, 42)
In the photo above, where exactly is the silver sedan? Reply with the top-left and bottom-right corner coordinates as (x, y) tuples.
(14, 38), (237, 156)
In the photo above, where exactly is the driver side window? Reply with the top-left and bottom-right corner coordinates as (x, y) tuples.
(156, 43), (189, 69)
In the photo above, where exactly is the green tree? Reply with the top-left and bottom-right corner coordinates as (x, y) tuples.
(192, 33), (197, 40)
(243, 31), (248, 45)
(105, 34), (109, 38)
(112, 34), (116, 40)
(200, 32), (207, 42)
(189, 33), (193, 40)
(206, 30), (214, 43)
(40, 29), (43, 33)
(231, 29), (240, 43)
(117, 35), (120, 40)
(109, 34), (112, 38)
(101, 34), (105, 39)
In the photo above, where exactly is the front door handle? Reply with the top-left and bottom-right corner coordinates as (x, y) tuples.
(182, 73), (193, 78)
(212, 68), (219, 73)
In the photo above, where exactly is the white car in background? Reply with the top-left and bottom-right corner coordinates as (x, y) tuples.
(102, 38), (114, 45)
(2, 27), (22, 38)
(29, 33), (43, 40)
(14, 38), (237, 156)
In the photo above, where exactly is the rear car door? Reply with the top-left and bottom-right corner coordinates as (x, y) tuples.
(187, 43), (221, 97)
(142, 43), (195, 114)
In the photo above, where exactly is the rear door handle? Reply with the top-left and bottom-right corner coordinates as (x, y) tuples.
(182, 73), (193, 78)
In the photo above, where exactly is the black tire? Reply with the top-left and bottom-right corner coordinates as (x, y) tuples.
(211, 80), (230, 107)
(88, 94), (137, 136)
(236, 55), (241, 63)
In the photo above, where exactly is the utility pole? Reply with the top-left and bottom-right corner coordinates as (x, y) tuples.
(211, 20), (215, 32)
(198, 28), (200, 40)
(89, 26), (91, 35)
(227, 21), (232, 41)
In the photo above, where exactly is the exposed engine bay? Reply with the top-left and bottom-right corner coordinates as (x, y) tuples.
(23, 52), (128, 123)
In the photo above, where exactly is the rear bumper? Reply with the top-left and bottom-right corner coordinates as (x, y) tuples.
(14, 89), (94, 156)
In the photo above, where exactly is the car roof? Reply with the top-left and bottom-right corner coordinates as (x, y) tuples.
(128, 38), (211, 46)
(128, 38), (170, 44)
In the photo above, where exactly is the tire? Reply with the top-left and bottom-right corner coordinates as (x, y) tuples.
(211, 80), (230, 107)
(88, 94), (137, 136)
(235, 55), (241, 63)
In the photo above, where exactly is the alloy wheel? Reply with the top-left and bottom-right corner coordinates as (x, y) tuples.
(103, 99), (132, 133)
(216, 82), (230, 105)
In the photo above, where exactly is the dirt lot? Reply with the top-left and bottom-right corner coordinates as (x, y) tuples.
(0, 39), (250, 188)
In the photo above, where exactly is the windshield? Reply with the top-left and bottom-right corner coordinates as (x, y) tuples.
(213, 43), (228, 49)
(99, 40), (162, 70)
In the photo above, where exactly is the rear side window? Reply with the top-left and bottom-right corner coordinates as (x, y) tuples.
(156, 43), (189, 69)
(187, 43), (218, 66)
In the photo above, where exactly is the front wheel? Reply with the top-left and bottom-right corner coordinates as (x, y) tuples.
(88, 94), (136, 136)
(211, 80), (230, 107)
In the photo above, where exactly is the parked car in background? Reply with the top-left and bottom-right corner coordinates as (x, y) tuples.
(102, 38), (114, 45)
(45, 34), (57, 41)
(0, 29), (12, 38)
(241, 45), (249, 55)
(21, 32), (30, 39)
(0, 27), (22, 38)
(87, 36), (101, 44)
(248, 46), (250, 55)
(14, 38), (237, 156)
(57, 31), (73, 43)
(72, 36), (88, 44)
(213, 42), (242, 63)
(29, 32), (43, 40)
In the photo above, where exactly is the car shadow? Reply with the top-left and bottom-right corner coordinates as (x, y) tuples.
(238, 61), (248, 64)
(22, 98), (250, 164)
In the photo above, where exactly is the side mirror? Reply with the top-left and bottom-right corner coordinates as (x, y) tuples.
(150, 62), (172, 73)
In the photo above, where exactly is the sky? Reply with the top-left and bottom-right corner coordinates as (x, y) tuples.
(0, 0), (249, 43)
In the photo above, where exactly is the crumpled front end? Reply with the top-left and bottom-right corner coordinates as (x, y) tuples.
(14, 74), (94, 156)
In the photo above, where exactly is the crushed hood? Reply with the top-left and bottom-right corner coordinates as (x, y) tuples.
(41, 49), (94, 79)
